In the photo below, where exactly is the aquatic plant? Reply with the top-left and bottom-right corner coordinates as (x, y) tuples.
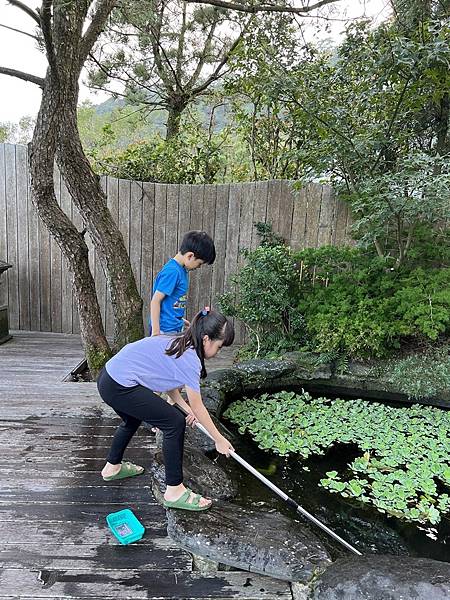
(224, 391), (450, 525)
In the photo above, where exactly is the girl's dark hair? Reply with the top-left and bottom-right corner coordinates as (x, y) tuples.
(166, 309), (234, 378)
(180, 230), (216, 265)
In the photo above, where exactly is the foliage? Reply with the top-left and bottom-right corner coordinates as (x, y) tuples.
(0, 117), (36, 144)
(224, 390), (450, 525)
(221, 238), (450, 360)
(218, 240), (305, 358)
(88, 0), (248, 138)
(348, 153), (450, 264)
(89, 112), (230, 183)
(379, 348), (450, 401)
(296, 257), (450, 358)
(226, 9), (450, 261)
(224, 13), (306, 180)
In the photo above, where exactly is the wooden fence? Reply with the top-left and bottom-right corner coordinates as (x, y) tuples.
(0, 143), (353, 339)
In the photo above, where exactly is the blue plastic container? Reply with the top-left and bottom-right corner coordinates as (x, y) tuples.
(106, 509), (145, 545)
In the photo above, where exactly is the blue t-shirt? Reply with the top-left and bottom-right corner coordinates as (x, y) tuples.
(105, 335), (201, 393)
(152, 259), (188, 332)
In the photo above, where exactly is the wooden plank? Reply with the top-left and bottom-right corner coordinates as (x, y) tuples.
(200, 184), (216, 306)
(0, 145), (7, 309)
(237, 182), (254, 258)
(4, 144), (19, 329)
(50, 164), (62, 332)
(60, 176), (73, 333)
(317, 185), (335, 247)
(0, 541), (191, 571)
(118, 178), (131, 254)
(129, 180), (144, 296)
(153, 183), (167, 277)
(188, 184), (204, 318)
(278, 181), (295, 245)
(0, 568), (292, 599)
(140, 181), (155, 336)
(15, 144), (30, 330)
(235, 181), (254, 341)
(290, 185), (308, 251)
(0, 500), (163, 524)
(304, 183), (322, 248)
(165, 183), (179, 260)
(344, 200), (355, 245)
(0, 540), (192, 571)
(211, 184), (229, 305)
(224, 183), (241, 293)
(251, 181), (268, 250)
(105, 177), (119, 337)
(71, 188), (84, 335)
(178, 184), (191, 246)
(28, 181), (41, 331)
(176, 185), (191, 320)
(266, 180), (282, 241)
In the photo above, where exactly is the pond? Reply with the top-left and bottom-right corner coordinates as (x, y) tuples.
(217, 392), (450, 562)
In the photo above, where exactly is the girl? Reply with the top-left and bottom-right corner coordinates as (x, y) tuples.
(97, 308), (235, 511)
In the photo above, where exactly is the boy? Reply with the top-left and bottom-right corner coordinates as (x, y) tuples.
(150, 230), (216, 336)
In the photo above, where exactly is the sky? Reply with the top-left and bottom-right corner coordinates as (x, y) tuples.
(0, 0), (391, 124)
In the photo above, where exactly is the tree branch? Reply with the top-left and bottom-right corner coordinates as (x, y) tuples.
(0, 22), (39, 40)
(7, 0), (40, 24)
(80, 0), (118, 66)
(184, 0), (339, 15)
(40, 0), (57, 73)
(191, 25), (247, 95)
(0, 66), (44, 87)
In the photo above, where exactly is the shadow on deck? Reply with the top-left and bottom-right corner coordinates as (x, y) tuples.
(0, 331), (292, 599)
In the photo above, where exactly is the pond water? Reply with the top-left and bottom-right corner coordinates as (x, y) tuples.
(218, 400), (450, 562)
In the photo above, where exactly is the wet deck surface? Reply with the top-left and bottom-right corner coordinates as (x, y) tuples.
(0, 332), (292, 599)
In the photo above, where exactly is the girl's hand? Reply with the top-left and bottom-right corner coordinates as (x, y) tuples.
(215, 436), (234, 457)
(185, 412), (198, 428)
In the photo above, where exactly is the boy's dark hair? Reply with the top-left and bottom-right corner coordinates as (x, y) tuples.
(180, 231), (216, 265)
(166, 309), (234, 378)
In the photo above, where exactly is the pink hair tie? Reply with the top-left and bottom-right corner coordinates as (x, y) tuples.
(201, 306), (210, 316)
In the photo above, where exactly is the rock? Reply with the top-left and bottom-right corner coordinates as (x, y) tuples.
(166, 501), (331, 582)
(184, 414), (238, 453)
(199, 385), (224, 414)
(147, 447), (238, 503)
(283, 352), (333, 380)
(312, 555), (450, 599)
(292, 582), (312, 600)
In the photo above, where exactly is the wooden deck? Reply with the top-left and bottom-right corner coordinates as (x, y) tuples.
(0, 332), (292, 599)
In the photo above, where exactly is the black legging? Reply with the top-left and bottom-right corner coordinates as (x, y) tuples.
(97, 368), (186, 486)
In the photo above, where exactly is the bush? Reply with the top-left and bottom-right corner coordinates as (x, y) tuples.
(218, 243), (305, 358)
(221, 238), (449, 360)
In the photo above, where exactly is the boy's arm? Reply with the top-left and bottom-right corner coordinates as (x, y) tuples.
(150, 291), (165, 335)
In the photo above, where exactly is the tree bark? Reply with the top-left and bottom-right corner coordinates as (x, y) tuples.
(29, 72), (111, 377)
(56, 86), (144, 350)
(165, 100), (188, 139)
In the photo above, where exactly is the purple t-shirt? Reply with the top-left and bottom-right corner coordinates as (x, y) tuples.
(105, 335), (201, 393)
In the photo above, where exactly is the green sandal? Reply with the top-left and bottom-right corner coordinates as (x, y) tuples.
(102, 461), (144, 481)
(163, 488), (212, 511)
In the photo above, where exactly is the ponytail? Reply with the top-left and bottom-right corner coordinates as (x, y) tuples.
(165, 308), (235, 378)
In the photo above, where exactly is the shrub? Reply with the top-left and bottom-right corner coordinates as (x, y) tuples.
(221, 237), (449, 360)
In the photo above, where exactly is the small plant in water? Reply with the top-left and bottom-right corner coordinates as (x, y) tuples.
(223, 391), (450, 525)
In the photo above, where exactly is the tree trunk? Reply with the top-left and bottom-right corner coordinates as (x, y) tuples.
(166, 101), (187, 140)
(56, 85), (144, 351)
(29, 72), (111, 377)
